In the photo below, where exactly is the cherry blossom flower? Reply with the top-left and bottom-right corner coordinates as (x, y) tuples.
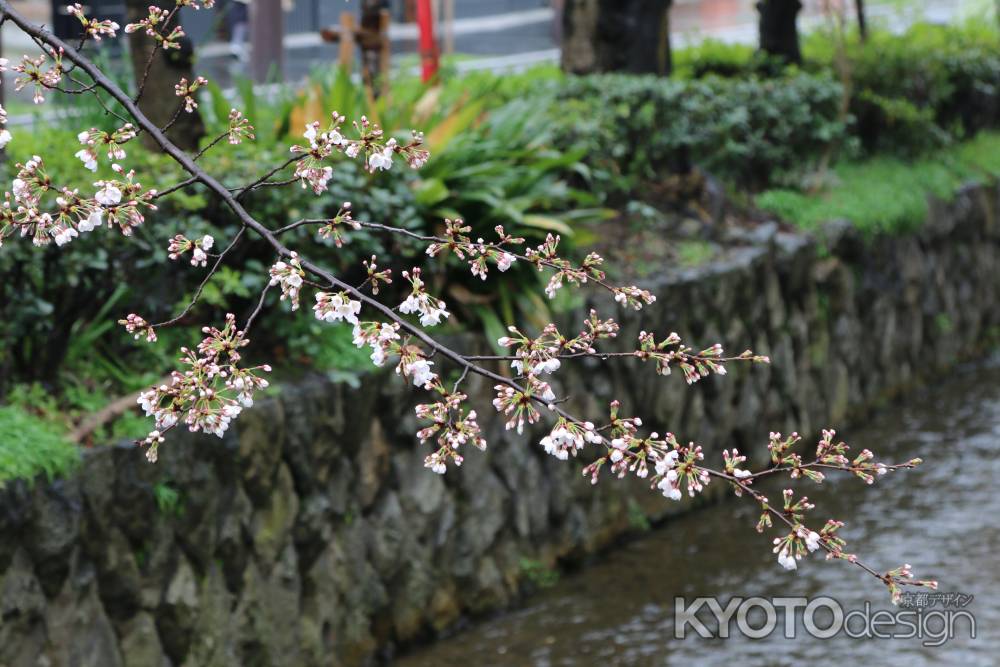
(539, 421), (595, 460)
(353, 321), (401, 366)
(94, 182), (122, 206)
(314, 291), (362, 325)
(78, 209), (103, 233)
(399, 268), (450, 327)
(777, 546), (798, 571)
(496, 251), (516, 272)
(0, 105), (11, 149)
(405, 358), (436, 388)
(368, 144), (394, 172)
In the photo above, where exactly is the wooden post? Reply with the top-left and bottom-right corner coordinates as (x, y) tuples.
(338, 11), (356, 71)
(442, 0), (455, 55)
(320, 4), (392, 96)
(379, 9), (391, 96)
(251, 0), (285, 83)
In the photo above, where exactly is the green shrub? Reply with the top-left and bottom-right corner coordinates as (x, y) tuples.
(672, 39), (779, 79)
(550, 72), (851, 191)
(668, 21), (1000, 157)
(800, 21), (1000, 155)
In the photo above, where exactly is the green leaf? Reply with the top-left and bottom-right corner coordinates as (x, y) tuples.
(413, 178), (450, 207)
(521, 214), (574, 236)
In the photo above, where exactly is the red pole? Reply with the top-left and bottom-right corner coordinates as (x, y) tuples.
(416, 0), (439, 82)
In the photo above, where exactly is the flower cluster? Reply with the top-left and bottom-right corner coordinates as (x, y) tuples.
(416, 390), (486, 474)
(395, 346), (439, 389)
(399, 268), (450, 326)
(11, 51), (64, 104)
(773, 523), (823, 571)
(92, 165), (159, 235)
(75, 124), (137, 172)
(351, 117), (429, 171)
(67, 4), (121, 41)
(313, 291), (362, 325)
(291, 115), (429, 192)
(352, 321), (401, 366)
(174, 76), (209, 113)
(539, 419), (602, 460)
(227, 108), (255, 145)
(499, 310), (619, 376)
(574, 402), (711, 504)
(317, 202), (361, 248)
(884, 563), (940, 605)
(167, 234), (214, 266)
(125, 6), (185, 50)
(492, 385), (541, 434)
(2, 157), (156, 246)
(136, 314), (270, 461)
(268, 252), (305, 310)
(425, 220), (522, 280)
(722, 448), (753, 482)
(636, 330), (768, 383)
(360, 255), (393, 295)
(612, 285), (659, 310)
(118, 313), (157, 342)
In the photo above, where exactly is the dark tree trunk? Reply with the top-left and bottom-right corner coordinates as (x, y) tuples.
(561, 0), (673, 76)
(125, 0), (205, 152)
(855, 0), (868, 41)
(757, 0), (803, 65)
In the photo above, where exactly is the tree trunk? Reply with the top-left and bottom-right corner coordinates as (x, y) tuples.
(561, 0), (673, 76)
(757, 0), (803, 65)
(855, 0), (867, 41)
(125, 0), (205, 151)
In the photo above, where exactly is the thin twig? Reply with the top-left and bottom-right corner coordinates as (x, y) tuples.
(152, 227), (246, 328)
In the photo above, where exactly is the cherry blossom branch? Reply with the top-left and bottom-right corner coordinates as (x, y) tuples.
(0, 1), (936, 601)
(280, 216), (657, 307)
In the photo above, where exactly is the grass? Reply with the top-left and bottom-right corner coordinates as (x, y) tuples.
(0, 406), (80, 486)
(153, 482), (183, 516)
(756, 132), (1000, 235)
(676, 240), (716, 267)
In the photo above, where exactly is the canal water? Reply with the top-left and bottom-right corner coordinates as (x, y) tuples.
(398, 360), (1000, 666)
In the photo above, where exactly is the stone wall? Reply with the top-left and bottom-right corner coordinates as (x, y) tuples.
(1, 182), (999, 666)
